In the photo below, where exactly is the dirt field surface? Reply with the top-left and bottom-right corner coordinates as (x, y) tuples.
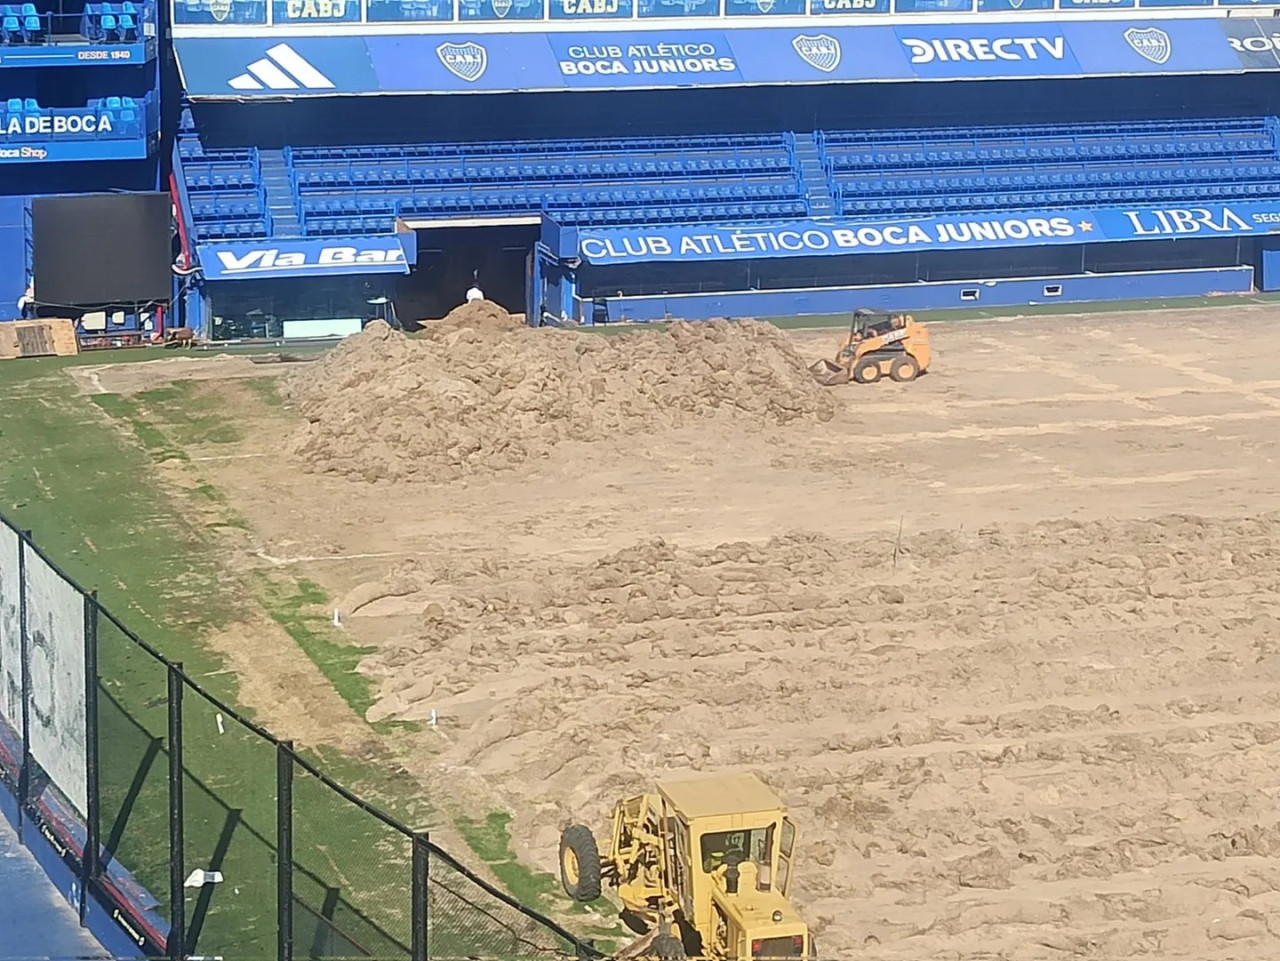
(79, 304), (1280, 960)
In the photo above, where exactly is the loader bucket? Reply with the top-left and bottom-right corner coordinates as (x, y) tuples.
(809, 358), (850, 387)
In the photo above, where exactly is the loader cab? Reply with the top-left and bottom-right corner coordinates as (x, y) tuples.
(657, 774), (806, 960)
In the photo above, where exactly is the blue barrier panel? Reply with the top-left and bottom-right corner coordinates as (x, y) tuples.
(1222, 20), (1280, 69)
(548, 0), (633, 21)
(0, 42), (150, 66)
(1059, 0), (1134, 9)
(175, 19), (1272, 97)
(1064, 19), (1241, 73)
(893, 0), (973, 12)
(598, 268), (1255, 322)
(271, 0), (361, 21)
(977, 0), (1052, 9)
(807, 0), (888, 14)
(575, 201), (1280, 266)
(460, 0), (546, 21)
(172, 0), (266, 24)
(197, 234), (414, 280)
(0, 140), (151, 162)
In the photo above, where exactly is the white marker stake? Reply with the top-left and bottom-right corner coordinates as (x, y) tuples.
(429, 709), (438, 728)
(216, 713), (225, 735)
(333, 609), (342, 627)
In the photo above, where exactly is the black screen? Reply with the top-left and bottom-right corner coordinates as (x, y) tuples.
(32, 193), (171, 307)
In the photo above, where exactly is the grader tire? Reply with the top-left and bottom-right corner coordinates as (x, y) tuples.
(651, 934), (687, 961)
(559, 824), (602, 902)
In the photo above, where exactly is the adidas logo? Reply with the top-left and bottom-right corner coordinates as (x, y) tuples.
(227, 43), (335, 91)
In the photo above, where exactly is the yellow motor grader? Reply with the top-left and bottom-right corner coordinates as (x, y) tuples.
(558, 773), (811, 961)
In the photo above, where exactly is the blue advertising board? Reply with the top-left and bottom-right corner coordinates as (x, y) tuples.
(198, 234), (414, 280)
(171, 0), (1263, 27)
(574, 202), (1280, 266)
(0, 140), (153, 163)
(175, 18), (1275, 97)
(0, 42), (153, 68)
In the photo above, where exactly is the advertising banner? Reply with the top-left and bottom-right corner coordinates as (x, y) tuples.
(22, 549), (87, 818)
(575, 201), (1279, 265)
(0, 43), (152, 68)
(176, 18), (1277, 98)
(0, 524), (21, 742)
(197, 234), (416, 280)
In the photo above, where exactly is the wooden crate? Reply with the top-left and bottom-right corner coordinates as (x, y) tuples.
(0, 319), (80, 360)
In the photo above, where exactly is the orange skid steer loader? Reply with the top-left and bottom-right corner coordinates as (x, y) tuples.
(809, 308), (931, 386)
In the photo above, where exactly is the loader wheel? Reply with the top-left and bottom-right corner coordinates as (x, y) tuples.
(559, 824), (602, 902)
(852, 358), (881, 385)
(889, 354), (920, 383)
(651, 934), (687, 961)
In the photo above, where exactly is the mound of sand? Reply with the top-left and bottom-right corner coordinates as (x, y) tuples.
(352, 513), (1280, 960)
(282, 314), (834, 483)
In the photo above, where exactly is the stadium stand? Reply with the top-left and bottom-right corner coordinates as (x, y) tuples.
(822, 117), (1280, 216)
(0, 0), (151, 42)
(2, 94), (155, 140)
(173, 112), (1280, 247)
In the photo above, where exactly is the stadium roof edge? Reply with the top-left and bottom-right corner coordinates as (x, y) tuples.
(173, 21), (1272, 101)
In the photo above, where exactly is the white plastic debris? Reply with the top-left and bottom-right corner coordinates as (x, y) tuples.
(184, 869), (224, 888)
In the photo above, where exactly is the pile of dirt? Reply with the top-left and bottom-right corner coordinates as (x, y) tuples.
(429, 300), (526, 334)
(282, 316), (834, 483)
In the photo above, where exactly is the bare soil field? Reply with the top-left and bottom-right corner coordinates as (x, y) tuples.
(74, 305), (1280, 960)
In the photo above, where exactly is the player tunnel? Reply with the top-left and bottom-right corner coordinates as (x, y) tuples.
(397, 223), (542, 322)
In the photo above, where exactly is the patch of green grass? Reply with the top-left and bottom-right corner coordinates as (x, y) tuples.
(241, 376), (286, 407)
(456, 811), (617, 945)
(0, 359), (432, 959)
(259, 575), (380, 719)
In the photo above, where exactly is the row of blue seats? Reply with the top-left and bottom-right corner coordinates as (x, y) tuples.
(79, 1), (143, 40)
(292, 156), (795, 188)
(177, 139), (253, 162)
(841, 182), (1280, 216)
(824, 137), (1277, 170)
(190, 194), (265, 222)
(816, 117), (1272, 147)
(553, 201), (806, 225)
(0, 12), (38, 40)
(299, 180), (798, 215)
(300, 199), (805, 234)
(839, 162), (1280, 195)
(6, 94), (148, 110)
(285, 133), (789, 162)
(302, 215), (396, 237)
(185, 165), (259, 190)
(199, 219), (270, 241)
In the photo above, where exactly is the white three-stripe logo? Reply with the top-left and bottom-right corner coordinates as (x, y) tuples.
(227, 43), (334, 91)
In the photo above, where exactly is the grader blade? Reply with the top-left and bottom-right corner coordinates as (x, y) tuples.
(616, 929), (660, 960)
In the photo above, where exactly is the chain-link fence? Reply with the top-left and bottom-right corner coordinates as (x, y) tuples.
(0, 512), (601, 961)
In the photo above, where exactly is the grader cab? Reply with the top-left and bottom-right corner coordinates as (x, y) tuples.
(558, 773), (810, 961)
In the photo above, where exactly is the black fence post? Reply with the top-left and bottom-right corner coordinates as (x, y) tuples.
(412, 833), (429, 961)
(277, 741), (294, 961)
(167, 664), (185, 961)
(80, 591), (101, 923)
(16, 531), (30, 826)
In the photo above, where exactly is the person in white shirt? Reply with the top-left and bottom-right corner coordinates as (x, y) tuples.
(16, 283), (33, 319)
(466, 284), (484, 303)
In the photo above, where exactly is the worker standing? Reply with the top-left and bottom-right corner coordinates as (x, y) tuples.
(466, 271), (484, 304)
(16, 281), (34, 319)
